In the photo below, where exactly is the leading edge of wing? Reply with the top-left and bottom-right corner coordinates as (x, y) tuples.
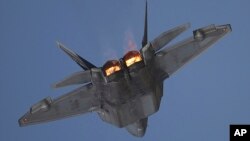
(19, 83), (99, 127)
(154, 24), (231, 77)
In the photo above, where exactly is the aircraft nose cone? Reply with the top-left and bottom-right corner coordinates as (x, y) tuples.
(136, 128), (146, 137)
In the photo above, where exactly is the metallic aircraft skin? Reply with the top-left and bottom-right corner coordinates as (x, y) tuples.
(18, 2), (232, 137)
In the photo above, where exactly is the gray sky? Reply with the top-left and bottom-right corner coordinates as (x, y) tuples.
(1, 0), (250, 141)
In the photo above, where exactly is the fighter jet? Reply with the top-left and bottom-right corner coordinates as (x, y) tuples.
(18, 1), (232, 137)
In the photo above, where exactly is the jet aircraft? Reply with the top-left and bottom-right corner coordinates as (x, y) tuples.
(18, 1), (232, 137)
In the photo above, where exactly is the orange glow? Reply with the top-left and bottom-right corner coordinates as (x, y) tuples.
(105, 65), (121, 76)
(123, 31), (137, 53)
(125, 55), (142, 67)
(124, 51), (142, 67)
(103, 60), (122, 76)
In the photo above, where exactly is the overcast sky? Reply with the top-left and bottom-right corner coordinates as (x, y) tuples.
(1, 0), (250, 141)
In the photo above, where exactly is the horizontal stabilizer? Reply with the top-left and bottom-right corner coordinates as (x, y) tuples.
(151, 23), (190, 52)
(52, 70), (91, 88)
(57, 42), (96, 70)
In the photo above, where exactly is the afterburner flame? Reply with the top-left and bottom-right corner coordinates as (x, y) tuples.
(103, 60), (121, 76)
(105, 66), (121, 76)
(124, 51), (142, 67)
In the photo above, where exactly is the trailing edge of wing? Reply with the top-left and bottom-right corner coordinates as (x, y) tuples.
(57, 42), (96, 70)
(52, 70), (91, 88)
(151, 23), (191, 52)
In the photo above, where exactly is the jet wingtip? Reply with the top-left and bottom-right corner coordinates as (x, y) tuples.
(18, 117), (27, 127)
(227, 24), (232, 32)
(56, 41), (61, 46)
(56, 41), (65, 49)
(18, 119), (24, 127)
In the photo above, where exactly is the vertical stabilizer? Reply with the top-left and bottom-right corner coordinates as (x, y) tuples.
(141, 0), (148, 47)
(57, 42), (96, 70)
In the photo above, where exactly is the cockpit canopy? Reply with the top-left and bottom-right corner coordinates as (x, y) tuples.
(103, 60), (122, 76)
(123, 50), (143, 67)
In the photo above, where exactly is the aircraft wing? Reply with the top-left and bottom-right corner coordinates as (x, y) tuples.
(154, 24), (232, 77)
(19, 83), (100, 126)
